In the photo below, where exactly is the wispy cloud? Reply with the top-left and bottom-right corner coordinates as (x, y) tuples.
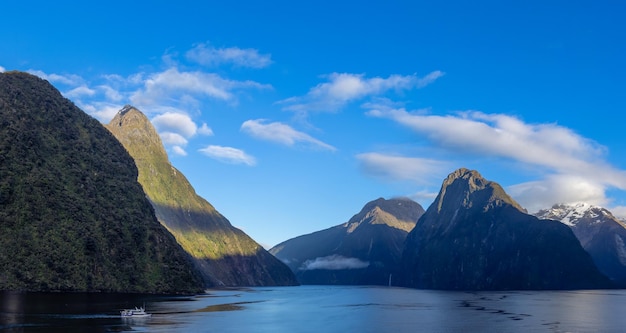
(198, 123), (214, 136)
(241, 119), (336, 151)
(300, 255), (369, 270)
(26, 69), (84, 86)
(64, 85), (96, 99)
(198, 145), (257, 166)
(171, 146), (188, 156)
(130, 67), (272, 106)
(186, 43), (272, 68)
(367, 106), (626, 211)
(356, 152), (449, 185)
(76, 101), (123, 123)
(97, 84), (123, 102)
(279, 71), (443, 114)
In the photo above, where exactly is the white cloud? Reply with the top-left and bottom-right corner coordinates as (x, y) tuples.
(64, 85), (96, 98)
(98, 85), (123, 102)
(300, 255), (369, 270)
(409, 189), (440, 206)
(130, 67), (271, 106)
(241, 119), (336, 151)
(368, 106), (626, 211)
(186, 43), (272, 68)
(198, 123), (214, 136)
(76, 101), (122, 123)
(610, 206), (626, 219)
(159, 132), (188, 146)
(152, 112), (198, 138)
(356, 152), (449, 185)
(27, 69), (83, 86)
(279, 71), (443, 113)
(171, 146), (188, 156)
(0, 66), (5, 72)
(508, 174), (609, 214)
(198, 145), (257, 166)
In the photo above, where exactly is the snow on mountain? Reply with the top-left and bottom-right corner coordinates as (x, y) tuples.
(535, 202), (610, 226)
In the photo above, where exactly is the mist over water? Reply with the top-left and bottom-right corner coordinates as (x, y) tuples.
(1, 286), (625, 332)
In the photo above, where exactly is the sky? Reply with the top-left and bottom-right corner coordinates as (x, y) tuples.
(2, 1), (625, 248)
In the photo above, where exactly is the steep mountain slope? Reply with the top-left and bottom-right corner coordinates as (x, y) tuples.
(0, 71), (203, 293)
(106, 105), (297, 287)
(270, 197), (424, 285)
(536, 203), (626, 285)
(402, 168), (611, 290)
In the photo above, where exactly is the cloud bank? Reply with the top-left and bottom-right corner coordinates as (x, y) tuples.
(366, 106), (626, 212)
(300, 255), (370, 270)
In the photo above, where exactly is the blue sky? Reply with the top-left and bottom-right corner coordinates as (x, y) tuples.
(2, 1), (625, 248)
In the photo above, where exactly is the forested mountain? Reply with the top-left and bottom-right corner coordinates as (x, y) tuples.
(0, 71), (203, 293)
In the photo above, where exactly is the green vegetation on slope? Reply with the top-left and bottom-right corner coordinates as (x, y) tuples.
(0, 72), (203, 293)
(106, 106), (298, 286)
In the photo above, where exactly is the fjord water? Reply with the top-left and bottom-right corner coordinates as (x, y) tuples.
(2, 286), (626, 332)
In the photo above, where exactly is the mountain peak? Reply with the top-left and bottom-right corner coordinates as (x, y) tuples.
(345, 197), (424, 233)
(536, 202), (615, 227)
(119, 104), (137, 116)
(106, 105), (298, 287)
(107, 105), (168, 164)
(402, 168), (612, 290)
(435, 168), (525, 214)
(110, 105), (151, 128)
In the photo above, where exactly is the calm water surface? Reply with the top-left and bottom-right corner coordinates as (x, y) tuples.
(1, 286), (625, 332)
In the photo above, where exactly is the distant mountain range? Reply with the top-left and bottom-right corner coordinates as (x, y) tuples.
(273, 168), (613, 290)
(270, 197), (424, 285)
(401, 168), (611, 290)
(536, 203), (626, 285)
(106, 106), (297, 287)
(0, 72), (203, 293)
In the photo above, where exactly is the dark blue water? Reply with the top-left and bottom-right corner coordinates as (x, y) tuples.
(2, 286), (626, 332)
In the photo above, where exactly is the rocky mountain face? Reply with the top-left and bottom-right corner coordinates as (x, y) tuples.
(401, 168), (611, 290)
(270, 197), (425, 285)
(106, 106), (297, 287)
(536, 203), (626, 285)
(0, 72), (203, 293)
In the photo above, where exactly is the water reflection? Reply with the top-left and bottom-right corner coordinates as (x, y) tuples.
(2, 287), (626, 332)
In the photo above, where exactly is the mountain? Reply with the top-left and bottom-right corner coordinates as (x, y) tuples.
(270, 197), (425, 285)
(106, 105), (297, 287)
(401, 168), (611, 290)
(0, 71), (203, 293)
(535, 203), (626, 285)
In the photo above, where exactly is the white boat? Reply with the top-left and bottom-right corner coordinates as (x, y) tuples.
(120, 305), (152, 318)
